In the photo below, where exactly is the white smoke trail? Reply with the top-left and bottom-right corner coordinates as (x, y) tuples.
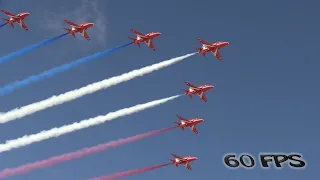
(0, 95), (181, 153)
(0, 52), (196, 123)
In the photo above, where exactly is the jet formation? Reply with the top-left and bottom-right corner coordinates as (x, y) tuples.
(0, 10), (95, 40)
(0, 9), (230, 176)
(168, 115), (204, 170)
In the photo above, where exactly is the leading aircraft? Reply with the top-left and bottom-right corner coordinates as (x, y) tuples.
(196, 38), (229, 60)
(128, 29), (161, 51)
(1, 10), (30, 31)
(63, 20), (94, 40)
(182, 81), (214, 102)
(170, 153), (198, 170)
(174, 115), (204, 134)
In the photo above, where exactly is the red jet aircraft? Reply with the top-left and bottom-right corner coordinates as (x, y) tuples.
(182, 81), (214, 102)
(174, 115), (204, 134)
(196, 38), (229, 60)
(128, 29), (161, 51)
(63, 20), (94, 40)
(1, 10), (30, 31)
(170, 153), (198, 170)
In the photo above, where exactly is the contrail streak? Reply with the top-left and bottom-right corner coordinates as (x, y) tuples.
(89, 163), (171, 180)
(0, 127), (176, 179)
(0, 42), (133, 95)
(0, 52), (196, 123)
(0, 95), (181, 152)
(0, 33), (68, 64)
(0, 23), (7, 28)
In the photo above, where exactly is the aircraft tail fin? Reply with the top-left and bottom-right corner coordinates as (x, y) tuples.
(170, 160), (178, 167)
(64, 28), (75, 37)
(128, 37), (140, 47)
(182, 89), (192, 99)
(195, 47), (206, 56)
(174, 122), (184, 130)
(2, 18), (13, 28)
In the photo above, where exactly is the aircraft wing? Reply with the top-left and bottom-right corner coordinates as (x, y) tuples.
(197, 38), (210, 45)
(191, 125), (198, 134)
(176, 115), (187, 121)
(146, 39), (155, 51)
(18, 19), (28, 30)
(185, 163), (192, 170)
(80, 29), (90, 40)
(212, 49), (222, 60)
(1, 10), (16, 17)
(131, 29), (146, 37)
(184, 81), (198, 88)
(64, 20), (79, 27)
(171, 153), (182, 159)
(199, 92), (207, 102)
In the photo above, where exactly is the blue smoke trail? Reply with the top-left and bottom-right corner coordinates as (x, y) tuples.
(0, 42), (133, 95)
(0, 22), (7, 28)
(0, 33), (68, 65)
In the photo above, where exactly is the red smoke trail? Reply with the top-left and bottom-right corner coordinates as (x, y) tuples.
(89, 163), (171, 180)
(0, 126), (176, 179)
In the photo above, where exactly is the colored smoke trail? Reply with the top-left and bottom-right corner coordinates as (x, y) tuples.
(0, 33), (68, 65)
(90, 163), (171, 180)
(0, 95), (181, 152)
(0, 23), (7, 28)
(0, 42), (133, 95)
(0, 127), (175, 179)
(0, 52), (196, 123)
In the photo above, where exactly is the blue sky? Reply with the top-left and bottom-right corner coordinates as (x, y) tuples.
(0, 0), (318, 179)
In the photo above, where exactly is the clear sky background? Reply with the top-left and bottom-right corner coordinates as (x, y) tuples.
(0, 0), (318, 179)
